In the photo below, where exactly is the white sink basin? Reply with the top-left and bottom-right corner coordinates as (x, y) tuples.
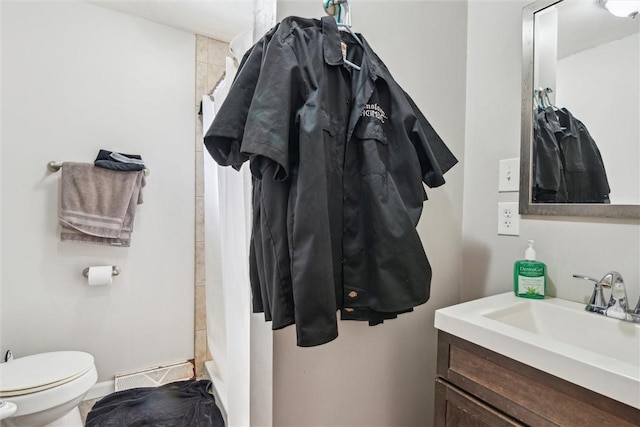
(435, 292), (640, 409)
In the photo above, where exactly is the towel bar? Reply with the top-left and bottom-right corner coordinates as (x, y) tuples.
(47, 161), (150, 176)
(82, 266), (121, 278)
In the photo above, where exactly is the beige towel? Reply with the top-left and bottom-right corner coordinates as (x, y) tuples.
(59, 162), (145, 247)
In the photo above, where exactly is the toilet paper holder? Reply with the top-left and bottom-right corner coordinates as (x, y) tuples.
(82, 266), (121, 278)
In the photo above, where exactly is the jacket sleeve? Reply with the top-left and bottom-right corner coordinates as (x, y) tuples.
(203, 26), (278, 170)
(240, 33), (305, 181)
(404, 91), (458, 188)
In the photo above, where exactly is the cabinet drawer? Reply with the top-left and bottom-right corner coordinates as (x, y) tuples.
(435, 378), (524, 427)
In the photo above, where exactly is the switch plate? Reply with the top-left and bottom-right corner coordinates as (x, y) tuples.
(498, 202), (520, 236)
(498, 158), (520, 192)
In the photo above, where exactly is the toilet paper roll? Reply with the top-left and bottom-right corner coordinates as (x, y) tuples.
(87, 266), (113, 286)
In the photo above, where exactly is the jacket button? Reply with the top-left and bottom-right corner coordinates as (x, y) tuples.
(348, 291), (358, 298)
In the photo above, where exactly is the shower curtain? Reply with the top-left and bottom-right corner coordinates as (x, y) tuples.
(203, 53), (253, 427)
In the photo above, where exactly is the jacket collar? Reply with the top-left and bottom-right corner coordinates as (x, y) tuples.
(322, 17), (343, 65)
(542, 107), (579, 139)
(321, 16), (382, 78)
(556, 108), (580, 139)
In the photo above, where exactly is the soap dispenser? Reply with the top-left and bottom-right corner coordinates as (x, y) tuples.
(514, 240), (546, 299)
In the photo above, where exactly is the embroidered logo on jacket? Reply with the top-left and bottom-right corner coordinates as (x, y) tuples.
(361, 103), (387, 123)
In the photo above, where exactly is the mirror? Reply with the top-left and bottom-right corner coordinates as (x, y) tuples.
(520, 0), (640, 218)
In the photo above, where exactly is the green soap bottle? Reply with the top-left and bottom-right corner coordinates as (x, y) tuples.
(514, 240), (546, 299)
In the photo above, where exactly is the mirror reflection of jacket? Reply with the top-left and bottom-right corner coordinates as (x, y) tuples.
(534, 107), (610, 204)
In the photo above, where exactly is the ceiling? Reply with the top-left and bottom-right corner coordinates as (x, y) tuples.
(87, 1), (639, 59)
(556, 0), (640, 59)
(87, 0), (254, 42)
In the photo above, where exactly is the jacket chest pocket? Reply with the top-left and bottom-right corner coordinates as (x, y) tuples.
(354, 120), (389, 176)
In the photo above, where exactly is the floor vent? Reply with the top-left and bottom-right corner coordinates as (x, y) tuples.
(114, 360), (195, 392)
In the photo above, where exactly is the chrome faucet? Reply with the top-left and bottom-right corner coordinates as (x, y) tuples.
(573, 271), (640, 324)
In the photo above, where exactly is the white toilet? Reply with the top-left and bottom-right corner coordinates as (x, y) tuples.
(0, 351), (97, 427)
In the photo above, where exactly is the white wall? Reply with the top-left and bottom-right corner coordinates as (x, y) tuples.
(1, 1), (195, 383)
(463, 1), (639, 306)
(0, 2), (4, 365)
(556, 33), (640, 205)
(272, 2), (466, 426)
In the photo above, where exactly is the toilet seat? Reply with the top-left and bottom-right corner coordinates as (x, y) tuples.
(0, 351), (94, 397)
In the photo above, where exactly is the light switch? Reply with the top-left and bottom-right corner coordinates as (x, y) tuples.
(498, 158), (520, 192)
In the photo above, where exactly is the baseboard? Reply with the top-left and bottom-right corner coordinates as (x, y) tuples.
(84, 380), (114, 401)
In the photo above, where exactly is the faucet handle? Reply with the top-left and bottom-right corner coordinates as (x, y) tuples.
(572, 274), (611, 288)
(573, 273), (608, 311)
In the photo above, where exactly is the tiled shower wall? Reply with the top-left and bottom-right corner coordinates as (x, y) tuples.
(194, 35), (229, 376)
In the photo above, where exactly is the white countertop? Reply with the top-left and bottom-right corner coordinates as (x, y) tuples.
(434, 292), (640, 409)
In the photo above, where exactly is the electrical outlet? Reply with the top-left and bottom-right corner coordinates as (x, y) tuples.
(498, 158), (520, 192)
(498, 202), (520, 236)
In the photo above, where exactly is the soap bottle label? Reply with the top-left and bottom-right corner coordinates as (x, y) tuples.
(517, 265), (544, 296)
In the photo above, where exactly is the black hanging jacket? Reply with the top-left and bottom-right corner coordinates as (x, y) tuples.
(205, 16), (457, 346)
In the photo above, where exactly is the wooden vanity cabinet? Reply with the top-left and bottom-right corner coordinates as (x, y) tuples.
(434, 331), (640, 427)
